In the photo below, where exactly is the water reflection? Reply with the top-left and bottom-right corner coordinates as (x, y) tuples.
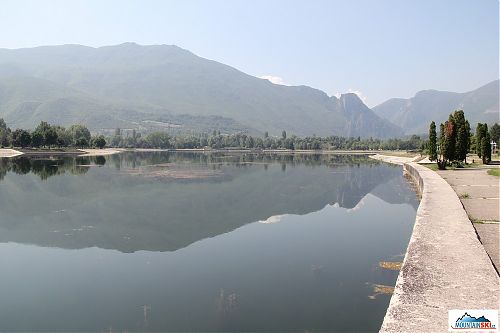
(0, 152), (417, 253)
(0, 152), (419, 332)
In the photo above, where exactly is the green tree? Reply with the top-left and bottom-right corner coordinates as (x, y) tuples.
(31, 131), (44, 148)
(481, 132), (491, 164)
(476, 123), (486, 157)
(0, 118), (11, 147)
(465, 120), (471, 152)
(442, 115), (456, 162)
(33, 121), (59, 147)
(437, 123), (446, 169)
(55, 126), (72, 147)
(44, 127), (58, 147)
(92, 135), (106, 149)
(69, 124), (91, 146)
(75, 137), (89, 147)
(453, 110), (468, 162)
(428, 121), (437, 161)
(12, 129), (31, 148)
(145, 132), (170, 148)
(282, 130), (287, 140)
(490, 123), (500, 144)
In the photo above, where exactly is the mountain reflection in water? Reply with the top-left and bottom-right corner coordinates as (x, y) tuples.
(0, 152), (418, 252)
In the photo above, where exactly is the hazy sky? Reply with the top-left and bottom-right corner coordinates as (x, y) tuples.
(1, 0), (498, 106)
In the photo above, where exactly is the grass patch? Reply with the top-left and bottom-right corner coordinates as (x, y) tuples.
(487, 169), (500, 177)
(468, 215), (484, 224)
(459, 193), (470, 199)
(424, 164), (439, 171)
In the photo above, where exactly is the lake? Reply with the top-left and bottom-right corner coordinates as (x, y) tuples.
(0, 152), (418, 332)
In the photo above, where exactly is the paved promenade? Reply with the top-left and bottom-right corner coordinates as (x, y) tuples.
(437, 168), (500, 272)
(370, 155), (499, 333)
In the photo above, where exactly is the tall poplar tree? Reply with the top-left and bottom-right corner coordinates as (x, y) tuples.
(453, 110), (468, 162)
(476, 123), (486, 157)
(443, 115), (456, 162)
(428, 121), (437, 161)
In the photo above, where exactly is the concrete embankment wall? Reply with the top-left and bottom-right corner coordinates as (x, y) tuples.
(378, 161), (499, 333)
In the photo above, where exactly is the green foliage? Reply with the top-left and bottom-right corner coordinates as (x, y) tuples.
(476, 123), (486, 157)
(487, 169), (500, 177)
(144, 132), (171, 149)
(31, 131), (44, 148)
(428, 121), (437, 161)
(443, 114), (456, 162)
(12, 129), (31, 148)
(453, 110), (468, 162)
(92, 135), (107, 149)
(490, 123), (500, 144)
(108, 130), (426, 151)
(0, 117), (426, 152)
(69, 124), (91, 147)
(0, 119), (11, 147)
(481, 132), (491, 164)
(476, 123), (491, 164)
(433, 110), (472, 169)
(0, 118), (95, 149)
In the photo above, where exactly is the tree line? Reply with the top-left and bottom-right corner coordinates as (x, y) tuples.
(427, 110), (498, 168)
(110, 128), (427, 151)
(2, 118), (498, 154)
(0, 119), (106, 149)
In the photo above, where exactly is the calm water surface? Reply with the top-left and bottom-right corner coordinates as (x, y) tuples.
(0, 152), (418, 332)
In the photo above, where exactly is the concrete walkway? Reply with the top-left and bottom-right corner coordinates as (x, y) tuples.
(369, 154), (414, 165)
(436, 168), (500, 272)
(370, 156), (499, 333)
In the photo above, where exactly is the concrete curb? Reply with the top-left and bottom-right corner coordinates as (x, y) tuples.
(378, 162), (499, 333)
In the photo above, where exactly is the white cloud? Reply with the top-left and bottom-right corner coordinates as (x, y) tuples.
(333, 88), (368, 104)
(259, 75), (289, 86)
(259, 214), (286, 224)
(347, 88), (368, 104)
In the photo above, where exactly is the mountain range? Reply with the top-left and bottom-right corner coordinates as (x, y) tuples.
(373, 80), (499, 134)
(0, 43), (497, 137)
(0, 43), (400, 138)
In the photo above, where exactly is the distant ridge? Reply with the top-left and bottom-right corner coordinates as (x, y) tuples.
(373, 80), (499, 134)
(0, 43), (402, 138)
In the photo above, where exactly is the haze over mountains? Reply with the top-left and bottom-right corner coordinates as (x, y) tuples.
(0, 43), (497, 138)
(373, 80), (499, 134)
(0, 43), (402, 138)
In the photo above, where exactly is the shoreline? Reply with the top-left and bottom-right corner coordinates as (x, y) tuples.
(371, 155), (499, 333)
(2, 147), (422, 158)
(0, 149), (24, 158)
(78, 148), (124, 156)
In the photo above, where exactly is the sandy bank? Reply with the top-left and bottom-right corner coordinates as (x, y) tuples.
(0, 149), (24, 158)
(78, 149), (123, 157)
